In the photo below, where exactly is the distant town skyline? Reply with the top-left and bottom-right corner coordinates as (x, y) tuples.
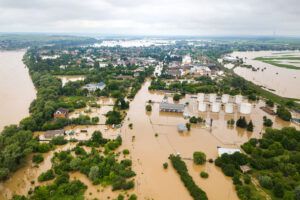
(0, 0), (300, 36)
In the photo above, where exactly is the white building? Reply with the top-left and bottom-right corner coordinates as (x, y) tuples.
(239, 103), (252, 114)
(218, 147), (241, 156)
(221, 94), (230, 103)
(197, 93), (205, 102)
(225, 103), (234, 114)
(198, 102), (207, 112)
(235, 95), (243, 104)
(209, 93), (217, 103)
(83, 82), (106, 92)
(211, 102), (221, 113)
(182, 55), (192, 65)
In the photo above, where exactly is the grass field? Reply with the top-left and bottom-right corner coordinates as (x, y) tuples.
(254, 56), (300, 70)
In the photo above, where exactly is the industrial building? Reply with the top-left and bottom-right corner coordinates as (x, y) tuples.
(159, 102), (185, 113)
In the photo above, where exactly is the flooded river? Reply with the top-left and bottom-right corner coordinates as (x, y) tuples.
(230, 51), (300, 99)
(0, 50), (36, 132)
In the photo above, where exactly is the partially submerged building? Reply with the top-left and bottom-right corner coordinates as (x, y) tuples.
(159, 102), (185, 113)
(83, 82), (106, 92)
(54, 108), (69, 119)
(44, 129), (65, 139)
(177, 124), (188, 132)
(217, 147), (241, 156)
(239, 103), (252, 114)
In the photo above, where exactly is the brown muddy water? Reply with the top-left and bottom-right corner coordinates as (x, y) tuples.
(230, 51), (300, 99)
(0, 50), (36, 132)
(1, 80), (298, 200)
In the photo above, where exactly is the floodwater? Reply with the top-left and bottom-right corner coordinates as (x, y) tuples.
(1, 80), (298, 200)
(119, 81), (298, 200)
(0, 50), (36, 131)
(230, 51), (300, 99)
(0, 143), (76, 200)
(56, 75), (86, 86)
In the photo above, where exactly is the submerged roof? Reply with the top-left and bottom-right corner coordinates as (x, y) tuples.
(159, 102), (185, 111)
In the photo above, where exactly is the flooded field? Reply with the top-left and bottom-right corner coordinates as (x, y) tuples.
(0, 50), (36, 131)
(1, 80), (298, 200)
(56, 75), (86, 86)
(230, 51), (300, 99)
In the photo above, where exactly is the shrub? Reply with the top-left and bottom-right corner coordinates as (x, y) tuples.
(163, 162), (168, 169)
(200, 171), (209, 178)
(193, 151), (206, 165)
(277, 106), (291, 121)
(38, 169), (55, 182)
(173, 94), (181, 101)
(51, 136), (67, 145)
(258, 175), (273, 189)
(32, 154), (44, 164)
(123, 149), (130, 155)
(146, 104), (152, 112)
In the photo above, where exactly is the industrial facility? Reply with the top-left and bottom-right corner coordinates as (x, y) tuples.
(196, 93), (252, 114)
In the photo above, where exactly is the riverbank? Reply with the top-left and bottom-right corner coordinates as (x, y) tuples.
(0, 50), (36, 132)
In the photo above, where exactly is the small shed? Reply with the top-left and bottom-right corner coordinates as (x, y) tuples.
(240, 165), (251, 173)
(177, 124), (187, 132)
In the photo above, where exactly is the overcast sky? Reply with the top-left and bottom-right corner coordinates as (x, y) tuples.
(0, 0), (300, 36)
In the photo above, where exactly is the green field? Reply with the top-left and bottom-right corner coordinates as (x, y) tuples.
(254, 56), (300, 70)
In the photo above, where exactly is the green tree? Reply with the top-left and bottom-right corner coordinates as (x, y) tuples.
(193, 151), (206, 165)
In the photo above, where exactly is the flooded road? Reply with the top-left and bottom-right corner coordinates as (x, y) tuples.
(0, 50), (36, 131)
(230, 51), (300, 99)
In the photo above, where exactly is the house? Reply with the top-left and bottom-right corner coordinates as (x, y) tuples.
(240, 165), (251, 173)
(217, 147), (241, 156)
(44, 129), (65, 139)
(54, 108), (69, 119)
(83, 82), (106, 92)
(159, 102), (185, 113)
(166, 68), (184, 77)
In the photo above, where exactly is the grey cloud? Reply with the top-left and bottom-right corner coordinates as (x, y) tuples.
(0, 0), (299, 36)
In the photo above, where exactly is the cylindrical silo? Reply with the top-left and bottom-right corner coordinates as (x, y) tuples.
(211, 102), (221, 113)
(209, 93), (217, 103)
(225, 103), (234, 113)
(221, 94), (229, 103)
(198, 102), (207, 112)
(197, 93), (205, 102)
(239, 103), (252, 114)
(235, 95), (243, 104)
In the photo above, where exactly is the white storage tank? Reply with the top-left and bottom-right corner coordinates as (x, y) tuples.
(211, 102), (221, 113)
(197, 93), (205, 102)
(209, 93), (217, 103)
(239, 103), (252, 114)
(225, 103), (234, 113)
(198, 102), (207, 112)
(221, 94), (230, 103)
(235, 95), (243, 104)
